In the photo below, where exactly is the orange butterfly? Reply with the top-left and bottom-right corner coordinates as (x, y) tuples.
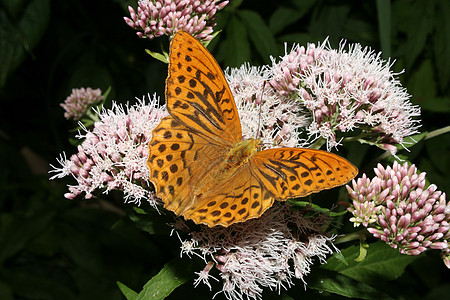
(147, 31), (358, 227)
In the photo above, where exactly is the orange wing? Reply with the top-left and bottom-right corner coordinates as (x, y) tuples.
(250, 148), (358, 199)
(181, 147), (358, 227)
(149, 31), (242, 217)
(148, 116), (230, 215)
(182, 163), (274, 227)
(166, 31), (242, 144)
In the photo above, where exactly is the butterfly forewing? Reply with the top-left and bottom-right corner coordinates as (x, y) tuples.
(166, 31), (242, 144)
(250, 148), (358, 199)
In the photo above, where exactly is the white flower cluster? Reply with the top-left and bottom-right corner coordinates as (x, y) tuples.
(226, 64), (309, 148)
(175, 203), (334, 300)
(50, 94), (167, 205)
(268, 40), (420, 151)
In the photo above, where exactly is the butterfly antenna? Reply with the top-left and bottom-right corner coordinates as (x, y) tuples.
(255, 81), (266, 139)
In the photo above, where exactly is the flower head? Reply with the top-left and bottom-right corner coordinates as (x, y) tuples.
(442, 247), (450, 269)
(124, 0), (229, 41)
(50, 94), (167, 205)
(347, 161), (449, 265)
(175, 203), (335, 300)
(268, 41), (421, 151)
(61, 87), (104, 120)
(225, 64), (309, 148)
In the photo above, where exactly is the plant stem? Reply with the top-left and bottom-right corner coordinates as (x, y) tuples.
(310, 137), (326, 149)
(334, 229), (369, 244)
(425, 125), (450, 140)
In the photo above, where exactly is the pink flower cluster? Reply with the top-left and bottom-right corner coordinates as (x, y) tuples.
(51, 95), (167, 205)
(225, 64), (309, 148)
(347, 161), (449, 263)
(268, 41), (420, 151)
(175, 203), (334, 300)
(61, 87), (103, 120)
(124, 0), (229, 41)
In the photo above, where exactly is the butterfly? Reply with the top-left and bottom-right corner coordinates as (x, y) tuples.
(147, 31), (358, 227)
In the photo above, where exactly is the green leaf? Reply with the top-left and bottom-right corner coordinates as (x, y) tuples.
(0, 211), (55, 263)
(376, 0), (391, 58)
(238, 10), (279, 63)
(128, 207), (171, 235)
(67, 61), (113, 94)
(0, 0), (50, 88)
(102, 86), (112, 102)
(136, 259), (195, 300)
(117, 281), (138, 300)
(133, 206), (147, 215)
(354, 241), (369, 262)
(401, 1), (435, 70)
(324, 242), (418, 284)
(308, 4), (350, 43)
(396, 131), (428, 150)
(334, 251), (349, 266)
(408, 59), (450, 112)
(202, 30), (221, 48)
(433, 0), (450, 90)
(145, 49), (169, 64)
(308, 268), (393, 299)
(269, 7), (304, 35)
(227, 0), (244, 10)
(289, 200), (347, 216)
(291, 0), (317, 14)
(346, 142), (369, 169)
(224, 15), (250, 67)
(425, 133), (450, 175)
(344, 18), (375, 43)
(409, 59), (436, 99)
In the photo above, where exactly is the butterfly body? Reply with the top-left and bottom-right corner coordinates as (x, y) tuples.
(224, 138), (261, 169)
(147, 31), (358, 227)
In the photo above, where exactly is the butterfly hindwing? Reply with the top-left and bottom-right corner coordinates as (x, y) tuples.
(181, 147), (358, 227)
(182, 164), (276, 227)
(249, 148), (358, 199)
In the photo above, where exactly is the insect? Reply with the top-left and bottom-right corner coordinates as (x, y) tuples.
(147, 31), (358, 227)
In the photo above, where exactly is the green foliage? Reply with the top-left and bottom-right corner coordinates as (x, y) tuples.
(134, 259), (197, 300)
(145, 49), (169, 65)
(376, 0), (391, 58)
(127, 206), (172, 235)
(0, 0), (50, 88)
(117, 281), (138, 300)
(308, 268), (393, 299)
(1, 0), (449, 299)
(307, 242), (420, 299)
(324, 242), (419, 283)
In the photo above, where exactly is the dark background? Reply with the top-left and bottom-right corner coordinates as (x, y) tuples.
(1, 0), (449, 299)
